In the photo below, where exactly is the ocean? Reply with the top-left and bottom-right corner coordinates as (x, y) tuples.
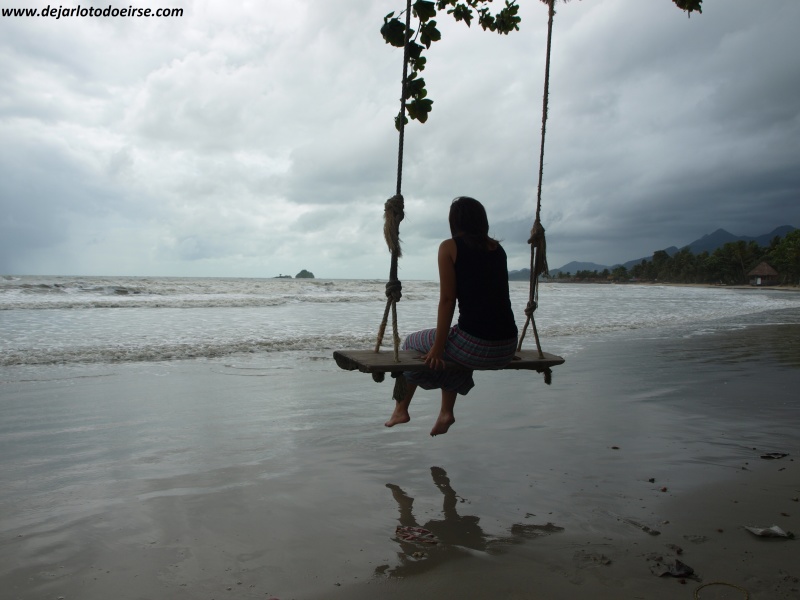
(2, 275), (799, 368)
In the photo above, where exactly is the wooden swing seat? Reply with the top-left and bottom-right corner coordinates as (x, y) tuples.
(333, 349), (564, 375)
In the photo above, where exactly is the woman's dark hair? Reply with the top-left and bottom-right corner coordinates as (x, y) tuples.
(449, 196), (498, 250)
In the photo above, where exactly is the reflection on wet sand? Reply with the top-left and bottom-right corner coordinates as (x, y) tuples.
(377, 466), (563, 578)
(663, 323), (800, 369)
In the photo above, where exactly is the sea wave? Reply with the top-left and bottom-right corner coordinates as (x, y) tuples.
(0, 334), (380, 367)
(0, 294), (394, 310)
(0, 276), (426, 310)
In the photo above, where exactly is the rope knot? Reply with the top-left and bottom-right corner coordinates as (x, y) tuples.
(385, 280), (403, 302)
(527, 220), (545, 245)
(384, 194), (405, 257)
(524, 300), (538, 316)
(527, 218), (549, 278)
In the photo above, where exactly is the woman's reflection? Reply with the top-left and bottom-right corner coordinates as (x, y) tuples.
(378, 466), (562, 578)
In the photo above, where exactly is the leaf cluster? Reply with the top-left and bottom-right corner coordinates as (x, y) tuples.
(672, 0), (702, 16)
(381, 0), (522, 128)
(380, 0), (702, 128)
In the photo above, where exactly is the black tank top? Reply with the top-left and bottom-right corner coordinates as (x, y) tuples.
(454, 237), (518, 340)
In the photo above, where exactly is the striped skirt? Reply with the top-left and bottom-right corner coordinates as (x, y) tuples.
(402, 325), (518, 395)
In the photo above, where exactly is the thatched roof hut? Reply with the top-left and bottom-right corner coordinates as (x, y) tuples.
(747, 262), (779, 286)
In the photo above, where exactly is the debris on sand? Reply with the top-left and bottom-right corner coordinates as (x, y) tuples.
(744, 525), (795, 539)
(666, 543), (684, 555)
(622, 517), (661, 536)
(573, 549), (612, 568)
(760, 452), (789, 460)
(646, 554), (696, 578)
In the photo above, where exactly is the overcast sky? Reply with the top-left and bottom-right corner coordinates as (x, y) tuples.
(1, 0), (798, 279)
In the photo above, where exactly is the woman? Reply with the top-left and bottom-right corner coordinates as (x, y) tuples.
(385, 197), (518, 436)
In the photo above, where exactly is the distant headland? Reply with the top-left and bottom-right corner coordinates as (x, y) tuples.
(274, 270), (315, 279)
(511, 225), (798, 287)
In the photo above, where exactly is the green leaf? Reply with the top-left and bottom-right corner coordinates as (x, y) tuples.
(419, 20), (441, 48)
(494, 2), (520, 35)
(406, 41), (424, 60)
(404, 75), (427, 100)
(478, 8), (496, 32)
(449, 4), (473, 26)
(409, 54), (427, 72)
(407, 98), (433, 123)
(380, 18), (407, 47)
(413, 0), (437, 23)
(672, 0), (702, 14)
(394, 111), (409, 132)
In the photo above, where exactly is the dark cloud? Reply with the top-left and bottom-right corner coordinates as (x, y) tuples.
(0, 139), (108, 272)
(1, 0), (797, 278)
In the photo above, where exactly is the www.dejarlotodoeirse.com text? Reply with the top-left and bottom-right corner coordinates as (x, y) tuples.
(2, 4), (184, 18)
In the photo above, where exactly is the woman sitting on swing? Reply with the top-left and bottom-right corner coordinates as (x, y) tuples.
(385, 196), (519, 436)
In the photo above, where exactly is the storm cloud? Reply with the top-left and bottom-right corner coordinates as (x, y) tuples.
(1, 0), (798, 278)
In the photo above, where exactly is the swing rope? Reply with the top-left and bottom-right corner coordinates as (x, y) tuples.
(518, 0), (554, 377)
(376, 0), (557, 384)
(375, 0), (412, 363)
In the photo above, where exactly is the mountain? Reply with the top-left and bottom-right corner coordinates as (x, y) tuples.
(752, 225), (796, 247)
(511, 261), (613, 280)
(622, 247), (679, 271)
(676, 225), (793, 255)
(550, 225), (796, 275)
(684, 228), (741, 254)
(552, 261), (612, 275)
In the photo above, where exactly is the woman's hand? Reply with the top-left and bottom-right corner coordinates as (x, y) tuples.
(423, 345), (446, 370)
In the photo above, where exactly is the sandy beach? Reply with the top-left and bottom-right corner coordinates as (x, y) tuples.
(1, 320), (799, 599)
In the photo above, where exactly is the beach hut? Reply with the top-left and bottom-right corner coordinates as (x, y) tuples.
(747, 262), (779, 286)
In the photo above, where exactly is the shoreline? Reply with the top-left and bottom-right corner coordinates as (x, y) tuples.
(636, 281), (800, 292)
(540, 279), (800, 292)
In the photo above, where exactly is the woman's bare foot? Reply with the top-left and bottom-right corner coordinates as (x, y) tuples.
(430, 413), (455, 436)
(385, 406), (410, 427)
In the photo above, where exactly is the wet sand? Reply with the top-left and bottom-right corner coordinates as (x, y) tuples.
(1, 323), (799, 599)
